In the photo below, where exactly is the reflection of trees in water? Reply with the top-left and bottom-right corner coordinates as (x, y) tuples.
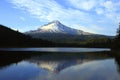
(112, 51), (120, 74)
(0, 51), (111, 72)
(114, 56), (120, 73)
(0, 52), (33, 69)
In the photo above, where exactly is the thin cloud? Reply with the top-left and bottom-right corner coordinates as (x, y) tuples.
(67, 0), (97, 11)
(20, 17), (25, 21)
(95, 8), (104, 15)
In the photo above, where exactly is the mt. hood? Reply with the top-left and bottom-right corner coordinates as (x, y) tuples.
(26, 20), (92, 35)
(25, 20), (111, 43)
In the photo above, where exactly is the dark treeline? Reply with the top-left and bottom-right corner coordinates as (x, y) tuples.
(56, 37), (112, 48)
(0, 24), (113, 48)
(0, 25), (54, 47)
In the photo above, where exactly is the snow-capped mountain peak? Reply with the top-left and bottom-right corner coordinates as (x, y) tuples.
(38, 20), (79, 34)
(26, 20), (93, 35)
(40, 20), (62, 32)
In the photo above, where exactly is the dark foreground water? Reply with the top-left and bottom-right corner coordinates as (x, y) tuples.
(0, 48), (120, 80)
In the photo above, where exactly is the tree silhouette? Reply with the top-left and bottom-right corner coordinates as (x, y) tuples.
(113, 22), (120, 49)
(117, 23), (120, 39)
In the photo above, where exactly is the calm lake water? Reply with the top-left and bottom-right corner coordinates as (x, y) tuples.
(0, 48), (120, 80)
(0, 47), (110, 52)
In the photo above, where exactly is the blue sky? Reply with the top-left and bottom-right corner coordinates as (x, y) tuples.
(0, 0), (120, 35)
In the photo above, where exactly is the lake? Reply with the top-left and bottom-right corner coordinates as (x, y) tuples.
(0, 48), (120, 80)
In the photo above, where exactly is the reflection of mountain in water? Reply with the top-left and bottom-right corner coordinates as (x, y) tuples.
(1, 51), (120, 80)
(27, 52), (111, 73)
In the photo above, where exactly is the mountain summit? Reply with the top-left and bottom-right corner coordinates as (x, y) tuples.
(26, 20), (92, 35)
